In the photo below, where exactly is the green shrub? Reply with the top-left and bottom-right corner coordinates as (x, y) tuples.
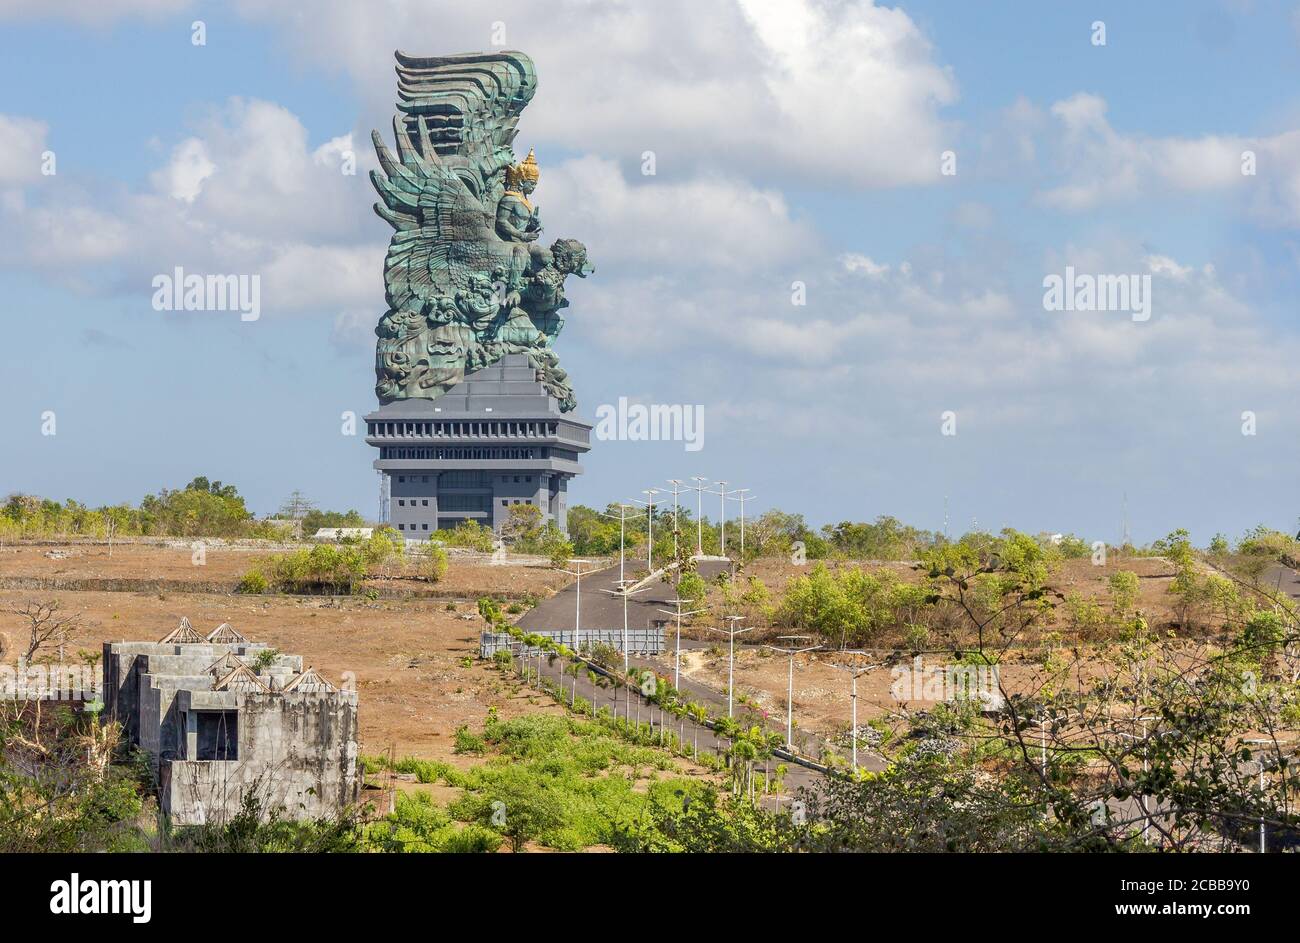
(236, 568), (269, 594)
(424, 545), (449, 583)
(453, 725), (487, 755)
(444, 520), (495, 552)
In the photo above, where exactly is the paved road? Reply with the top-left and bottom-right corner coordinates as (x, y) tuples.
(1262, 563), (1300, 603)
(516, 555), (732, 633)
(510, 556), (885, 801)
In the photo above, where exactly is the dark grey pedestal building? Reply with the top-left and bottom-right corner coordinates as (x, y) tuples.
(364, 355), (591, 537)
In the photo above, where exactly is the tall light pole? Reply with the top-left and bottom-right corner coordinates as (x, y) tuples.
(690, 476), (709, 557)
(556, 559), (595, 653)
(596, 504), (634, 584)
(829, 652), (877, 772)
(600, 579), (650, 677)
(1118, 715), (1159, 844)
(727, 488), (753, 559)
(765, 635), (820, 751)
(665, 480), (687, 561)
(1243, 737), (1292, 853)
(658, 598), (707, 690)
(709, 616), (753, 717)
(633, 489), (661, 572)
(713, 480), (729, 556)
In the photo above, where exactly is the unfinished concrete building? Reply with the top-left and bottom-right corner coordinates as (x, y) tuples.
(103, 618), (359, 826)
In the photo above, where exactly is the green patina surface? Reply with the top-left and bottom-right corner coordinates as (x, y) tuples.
(370, 50), (591, 412)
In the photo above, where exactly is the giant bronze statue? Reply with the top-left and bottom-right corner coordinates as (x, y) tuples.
(370, 50), (591, 412)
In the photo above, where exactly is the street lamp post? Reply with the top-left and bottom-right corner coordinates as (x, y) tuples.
(1116, 715), (1160, 844)
(599, 579), (650, 676)
(690, 477), (708, 557)
(632, 489), (661, 572)
(557, 558), (595, 653)
(709, 616), (754, 717)
(600, 579), (650, 722)
(765, 635), (820, 751)
(727, 488), (753, 559)
(658, 598), (707, 690)
(829, 652), (877, 772)
(595, 504), (634, 584)
(1242, 737), (1293, 853)
(665, 480), (687, 561)
(712, 480), (729, 556)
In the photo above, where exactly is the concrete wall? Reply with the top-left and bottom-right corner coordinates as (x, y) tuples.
(162, 690), (360, 825)
(104, 639), (356, 825)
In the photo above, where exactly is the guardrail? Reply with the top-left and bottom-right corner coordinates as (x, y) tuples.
(480, 625), (664, 659)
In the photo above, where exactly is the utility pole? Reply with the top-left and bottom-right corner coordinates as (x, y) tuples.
(765, 635), (820, 751)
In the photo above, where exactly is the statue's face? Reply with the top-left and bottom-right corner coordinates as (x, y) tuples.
(519, 176), (537, 194)
(564, 247), (593, 277)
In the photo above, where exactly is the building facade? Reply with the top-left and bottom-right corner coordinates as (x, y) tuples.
(364, 354), (591, 536)
(103, 618), (359, 826)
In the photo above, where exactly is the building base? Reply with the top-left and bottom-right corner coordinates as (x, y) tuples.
(364, 354), (592, 537)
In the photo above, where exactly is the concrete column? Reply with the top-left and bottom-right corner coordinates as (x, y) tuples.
(430, 472), (440, 531)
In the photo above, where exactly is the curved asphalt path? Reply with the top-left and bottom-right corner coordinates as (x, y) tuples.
(508, 555), (885, 801)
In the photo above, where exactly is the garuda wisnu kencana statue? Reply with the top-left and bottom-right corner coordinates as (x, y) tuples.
(370, 50), (592, 412)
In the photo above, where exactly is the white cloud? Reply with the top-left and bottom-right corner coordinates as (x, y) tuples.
(235, 0), (957, 187)
(0, 97), (380, 318)
(541, 155), (817, 273)
(152, 138), (214, 202)
(841, 253), (892, 278)
(0, 114), (47, 185)
(1035, 92), (1300, 225)
(0, 0), (188, 23)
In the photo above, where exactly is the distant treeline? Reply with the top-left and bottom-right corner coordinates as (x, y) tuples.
(566, 503), (1299, 563)
(1, 477), (369, 541)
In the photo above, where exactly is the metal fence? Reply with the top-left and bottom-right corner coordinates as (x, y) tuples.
(480, 625), (664, 659)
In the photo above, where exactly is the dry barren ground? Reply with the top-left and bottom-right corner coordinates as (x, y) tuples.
(0, 541), (572, 599)
(0, 542), (1229, 760)
(0, 542), (575, 764)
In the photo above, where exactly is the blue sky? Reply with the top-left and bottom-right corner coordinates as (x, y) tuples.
(1, 0), (1298, 544)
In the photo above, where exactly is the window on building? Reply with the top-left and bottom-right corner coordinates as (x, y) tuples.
(196, 710), (238, 761)
(422, 523), (429, 530)
(398, 476), (405, 483)
(421, 499), (429, 506)
(398, 499), (405, 506)
(398, 523), (405, 530)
